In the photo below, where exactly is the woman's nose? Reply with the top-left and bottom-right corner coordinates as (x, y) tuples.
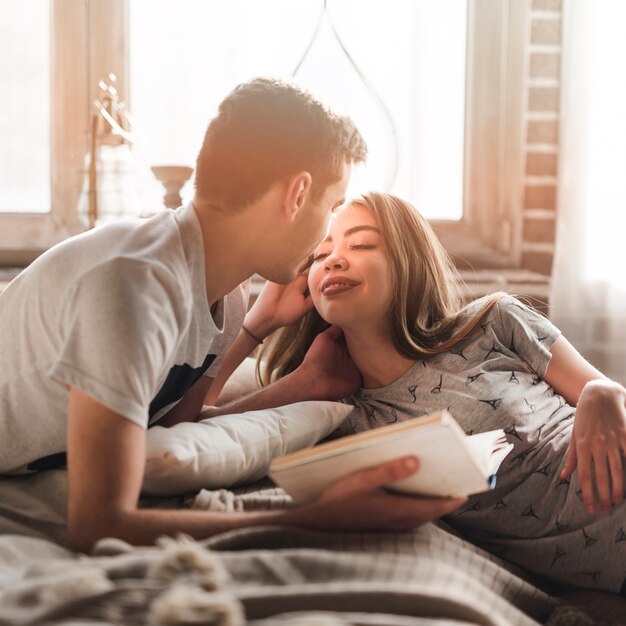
(324, 254), (348, 270)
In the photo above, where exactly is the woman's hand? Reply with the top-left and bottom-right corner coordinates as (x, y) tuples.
(243, 270), (313, 340)
(288, 455), (468, 531)
(296, 325), (362, 400)
(561, 379), (626, 513)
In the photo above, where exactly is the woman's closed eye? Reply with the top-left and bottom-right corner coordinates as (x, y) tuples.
(312, 243), (376, 262)
(349, 243), (376, 251)
(312, 251), (329, 262)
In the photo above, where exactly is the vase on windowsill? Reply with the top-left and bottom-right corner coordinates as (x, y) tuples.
(150, 165), (194, 211)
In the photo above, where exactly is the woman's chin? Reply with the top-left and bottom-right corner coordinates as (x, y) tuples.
(316, 308), (359, 329)
(316, 307), (346, 327)
(320, 314), (343, 327)
(315, 296), (371, 329)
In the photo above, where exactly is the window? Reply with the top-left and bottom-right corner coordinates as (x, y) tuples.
(0, 0), (89, 264)
(0, 1), (51, 215)
(457, 0), (529, 269)
(0, 0), (529, 269)
(129, 0), (467, 222)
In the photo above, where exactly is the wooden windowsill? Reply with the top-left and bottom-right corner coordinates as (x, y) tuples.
(457, 268), (550, 315)
(2, 268), (551, 316)
(251, 269), (551, 315)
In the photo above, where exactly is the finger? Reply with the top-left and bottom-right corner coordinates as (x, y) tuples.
(293, 290), (314, 316)
(291, 271), (309, 290)
(608, 447), (624, 506)
(561, 442), (577, 479)
(333, 456), (419, 498)
(591, 448), (612, 513)
(298, 256), (314, 274)
(576, 447), (595, 514)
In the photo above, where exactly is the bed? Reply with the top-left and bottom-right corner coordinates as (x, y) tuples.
(0, 361), (624, 625)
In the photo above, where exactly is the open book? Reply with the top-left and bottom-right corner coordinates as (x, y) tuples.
(269, 410), (513, 504)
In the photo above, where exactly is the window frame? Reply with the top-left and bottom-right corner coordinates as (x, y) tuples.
(0, 0), (128, 265)
(431, 0), (529, 270)
(0, 0), (86, 264)
(0, 0), (529, 270)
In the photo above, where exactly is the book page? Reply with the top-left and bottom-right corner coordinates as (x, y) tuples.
(467, 431), (513, 476)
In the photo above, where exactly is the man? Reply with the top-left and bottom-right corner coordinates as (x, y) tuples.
(0, 78), (465, 551)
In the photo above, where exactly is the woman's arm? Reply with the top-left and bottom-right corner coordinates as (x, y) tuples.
(545, 335), (626, 514)
(543, 335), (607, 404)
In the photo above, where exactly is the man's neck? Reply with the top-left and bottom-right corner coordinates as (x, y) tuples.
(191, 199), (261, 305)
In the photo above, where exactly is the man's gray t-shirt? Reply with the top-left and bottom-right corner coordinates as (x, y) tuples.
(0, 203), (248, 474)
(341, 295), (626, 592)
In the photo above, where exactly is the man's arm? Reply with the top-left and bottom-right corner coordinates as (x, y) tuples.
(66, 386), (465, 552)
(155, 375), (214, 428)
(157, 322), (357, 427)
(205, 274), (314, 407)
(201, 325), (361, 418)
(204, 328), (259, 407)
(156, 321), (334, 427)
(66, 386), (287, 551)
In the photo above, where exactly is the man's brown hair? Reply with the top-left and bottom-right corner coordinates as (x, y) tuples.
(195, 78), (367, 210)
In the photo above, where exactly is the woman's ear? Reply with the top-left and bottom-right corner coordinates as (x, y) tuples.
(284, 172), (313, 221)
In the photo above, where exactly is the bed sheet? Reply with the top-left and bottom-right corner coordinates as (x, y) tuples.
(1, 470), (617, 625)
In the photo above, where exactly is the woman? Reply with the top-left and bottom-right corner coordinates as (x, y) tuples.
(259, 191), (626, 594)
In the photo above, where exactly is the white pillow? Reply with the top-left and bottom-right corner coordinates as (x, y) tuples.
(217, 357), (260, 405)
(142, 401), (353, 497)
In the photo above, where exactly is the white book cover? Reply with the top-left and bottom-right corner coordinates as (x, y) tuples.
(269, 410), (513, 504)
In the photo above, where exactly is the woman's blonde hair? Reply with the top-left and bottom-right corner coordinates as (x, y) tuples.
(258, 191), (505, 384)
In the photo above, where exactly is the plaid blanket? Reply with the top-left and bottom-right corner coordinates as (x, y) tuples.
(0, 471), (610, 625)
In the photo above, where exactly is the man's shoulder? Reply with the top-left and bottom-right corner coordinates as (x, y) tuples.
(80, 256), (191, 310)
(79, 214), (190, 288)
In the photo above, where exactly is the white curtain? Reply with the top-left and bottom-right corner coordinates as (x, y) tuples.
(550, 0), (626, 384)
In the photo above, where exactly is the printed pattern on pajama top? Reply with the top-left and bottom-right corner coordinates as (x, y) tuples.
(336, 294), (626, 592)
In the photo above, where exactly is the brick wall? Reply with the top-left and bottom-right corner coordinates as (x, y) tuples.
(522, 0), (562, 275)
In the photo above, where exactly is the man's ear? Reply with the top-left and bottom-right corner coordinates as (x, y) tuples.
(284, 172), (313, 221)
